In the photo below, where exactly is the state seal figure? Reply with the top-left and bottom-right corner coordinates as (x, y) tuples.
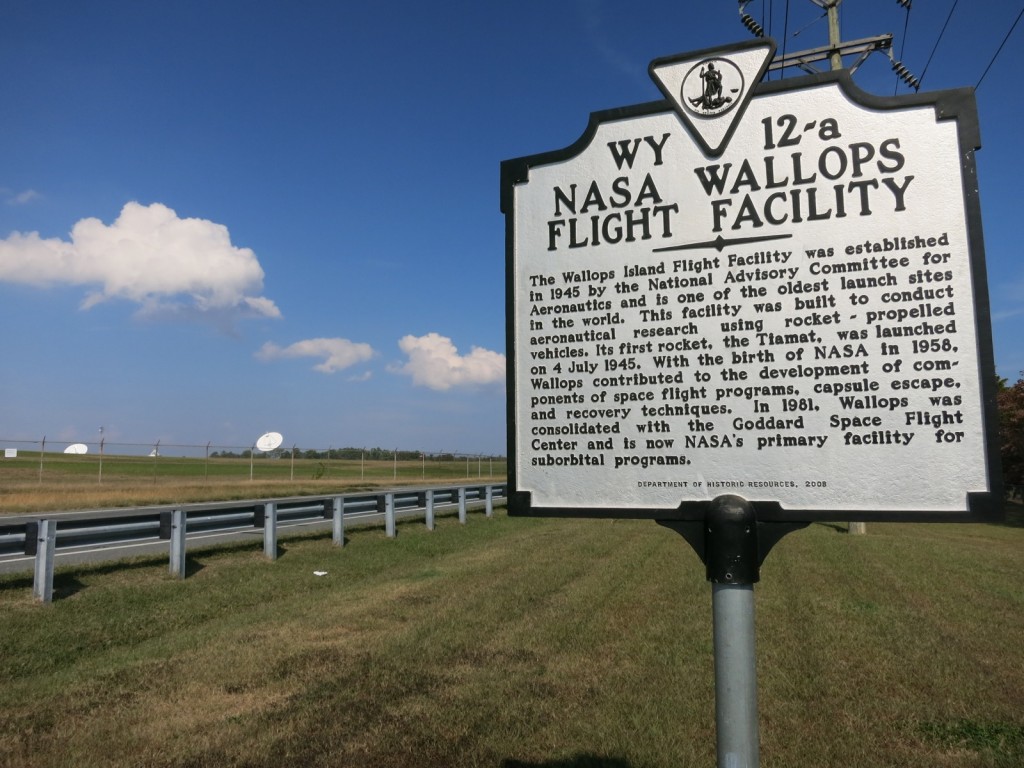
(689, 62), (732, 112)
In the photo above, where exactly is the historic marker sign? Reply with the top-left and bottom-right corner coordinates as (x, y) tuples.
(501, 40), (1002, 522)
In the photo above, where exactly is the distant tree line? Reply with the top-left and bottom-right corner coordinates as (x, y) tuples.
(209, 446), (502, 462)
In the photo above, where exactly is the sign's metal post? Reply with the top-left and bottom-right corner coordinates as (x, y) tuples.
(706, 495), (760, 768)
(662, 506), (807, 768)
(662, 502), (804, 768)
(713, 582), (759, 768)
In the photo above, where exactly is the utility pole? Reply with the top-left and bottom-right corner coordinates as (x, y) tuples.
(821, 0), (865, 536)
(824, 0), (843, 72)
(740, 0), (918, 88)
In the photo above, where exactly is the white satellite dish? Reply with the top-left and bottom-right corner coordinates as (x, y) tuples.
(255, 431), (283, 452)
(64, 443), (89, 454)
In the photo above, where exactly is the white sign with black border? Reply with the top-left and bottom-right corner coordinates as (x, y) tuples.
(501, 39), (1002, 523)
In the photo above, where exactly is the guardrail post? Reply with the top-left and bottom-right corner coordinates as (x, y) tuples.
(262, 502), (278, 560)
(425, 489), (435, 531)
(385, 493), (396, 538)
(485, 485), (494, 518)
(458, 487), (467, 524)
(332, 496), (344, 547)
(169, 508), (186, 579)
(32, 519), (56, 603)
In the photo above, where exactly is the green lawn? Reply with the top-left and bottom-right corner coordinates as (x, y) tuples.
(1, 507), (1021, 767)
(0, 454), (506, 515)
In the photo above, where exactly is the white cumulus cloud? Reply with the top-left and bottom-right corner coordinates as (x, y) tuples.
(390, 333), (505, 391)
(256, 337), (375, 373)
(0, 201), (280, 319)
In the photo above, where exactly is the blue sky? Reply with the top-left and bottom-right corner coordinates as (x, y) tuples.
(1, 1), (1021, 457)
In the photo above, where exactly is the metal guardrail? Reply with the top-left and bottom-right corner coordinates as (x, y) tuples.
(1, 483), (506, 602)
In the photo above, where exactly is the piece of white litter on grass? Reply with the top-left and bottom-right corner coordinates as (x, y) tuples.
(313, 571), (328, 576)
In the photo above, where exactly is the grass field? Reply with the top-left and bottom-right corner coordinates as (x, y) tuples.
(1, 505), (1022, 767)
(0, 453), (507, 515)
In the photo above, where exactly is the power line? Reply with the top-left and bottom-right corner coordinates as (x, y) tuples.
(780, 0), (791, 73)
(898, 2), (910, 60)
(976, 5), (1024, 90)
(918, 0), (958, 90)
(791, 9), (826, 39)
(894, 0), (912, 94)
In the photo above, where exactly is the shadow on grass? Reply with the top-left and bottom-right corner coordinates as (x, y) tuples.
(0, 573), (33, 596)
(0, 543), (237, 598)
(51, 573), (88, 599)
(995, 500), (1024, 528)
(502, 757), (631, 768)
(918, 718), (1024, 762)
(814, 522), (849, 534)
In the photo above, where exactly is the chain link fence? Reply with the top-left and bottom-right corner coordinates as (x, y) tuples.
(0, 438), (506, 486)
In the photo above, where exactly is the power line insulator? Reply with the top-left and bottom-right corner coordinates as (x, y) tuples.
(891, 58), (921, 90)
(896, 0), (912, 8)
(740, 13), (765, 38)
